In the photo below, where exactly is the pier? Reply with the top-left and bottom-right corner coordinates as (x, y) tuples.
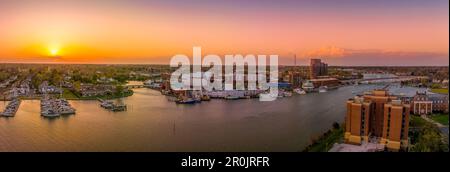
(98, 98), (127, 112)
(0, 99), (21, 117)
(41, 98), (76, 118)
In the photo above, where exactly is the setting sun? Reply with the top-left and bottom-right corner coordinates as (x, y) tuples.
(50, 49), (59, 56)
(49, 47), (60, 57)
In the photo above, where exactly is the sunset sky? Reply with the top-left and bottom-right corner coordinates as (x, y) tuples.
(0, 0), (448, 65)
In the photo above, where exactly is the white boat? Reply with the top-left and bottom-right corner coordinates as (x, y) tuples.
(176, 98), (197, 104)
(225, 96), (239, 100)
(41, 109), (60, 118)
(100, 101), (114, 109)
(319, 86), (328, 93)
(59, 108), (76, 115)
(302, 81), (314, 92)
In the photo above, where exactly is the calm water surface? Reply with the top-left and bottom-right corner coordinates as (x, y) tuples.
(0, 84), (417, 152)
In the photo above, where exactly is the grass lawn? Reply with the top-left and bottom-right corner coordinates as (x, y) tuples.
(75, 90), (134, 100)
(431, 113), (449, 126)
(58, 89), (133, 100)
(430, 88), (449, 94)
(410, 115), (427, 128)
(59, 88), (80, 99)
(98, 90), (134, 100)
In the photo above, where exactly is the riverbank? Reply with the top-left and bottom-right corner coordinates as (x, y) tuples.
(14, 89), (134, 101)
(302, 123), (344, 152)
(303, 115), (449, 152)
(65, 89), (134, 100)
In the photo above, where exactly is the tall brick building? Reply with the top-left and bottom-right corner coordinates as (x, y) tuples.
(345, 90), (410, 151)
(410, 91), (449, 115)
(309, 59), (328, 79)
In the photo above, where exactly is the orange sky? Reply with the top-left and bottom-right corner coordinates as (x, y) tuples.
(0, 0), (448, 65)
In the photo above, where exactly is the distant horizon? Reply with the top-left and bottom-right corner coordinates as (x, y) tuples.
(1, 61), (449, 67)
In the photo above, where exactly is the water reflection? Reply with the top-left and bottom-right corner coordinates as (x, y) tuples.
(0, 84), (425, 152)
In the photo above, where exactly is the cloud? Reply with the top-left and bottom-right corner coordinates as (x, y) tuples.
(302, 46), (348, 58)
(299, 46), (449, 66)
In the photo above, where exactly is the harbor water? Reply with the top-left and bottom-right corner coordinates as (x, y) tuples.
(0, 84), (427, 151)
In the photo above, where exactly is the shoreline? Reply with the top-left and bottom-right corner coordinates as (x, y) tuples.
(0, 90), (134, 101)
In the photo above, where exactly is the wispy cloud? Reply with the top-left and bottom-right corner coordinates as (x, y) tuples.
(302, 46), (348, 58)
(300, 46), (449, 66)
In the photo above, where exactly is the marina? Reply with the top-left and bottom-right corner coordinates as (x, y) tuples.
(40, 98), (76, 118)
(0, 99), (21, 117)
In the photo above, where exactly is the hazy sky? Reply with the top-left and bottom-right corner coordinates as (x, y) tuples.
(0, 0), (448, 65)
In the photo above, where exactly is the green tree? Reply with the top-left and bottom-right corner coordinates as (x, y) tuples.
(51, 73), (63, 86)
(411, 123), (446, 152)
(115, 85), (124, 94)
(73, 81), (81, 92)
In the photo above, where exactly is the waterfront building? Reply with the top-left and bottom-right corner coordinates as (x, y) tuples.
(281, 71), (303, 88)
(362, 90), (397, 137)
(362, 73), (398, 80)
(345, 90), (410, 151)
(346, 96), (371, 143)
(429, 94), (449, 113)
(290, 72), (303, 88)
(39, 81), (62, 94)
(411, 91), (433, 115)
(380, 100), (410, 150)
(309, 59), (328, 79)
(309, 77), (340, 89)
(78, 84), (114, 97)
(410, 91), (449, 115)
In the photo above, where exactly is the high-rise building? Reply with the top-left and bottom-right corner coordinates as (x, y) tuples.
(346, 96), (371, 144)
(381, 100), (410, 150)
(362, 90), (395, 137)
(309, 59), (328, 79)
(345, 90), (410, 151)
